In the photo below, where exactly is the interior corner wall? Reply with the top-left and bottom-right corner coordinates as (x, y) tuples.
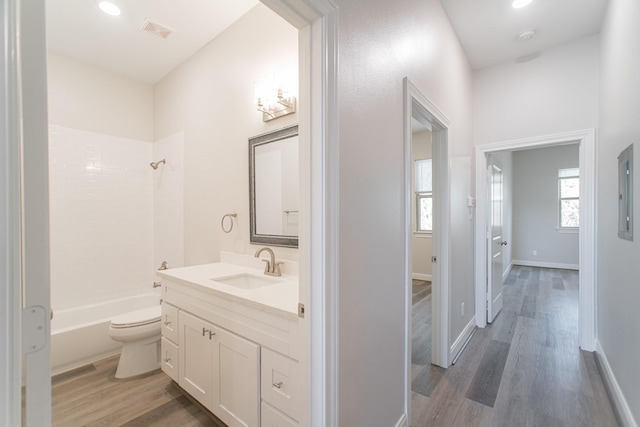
(336, 0), (474, 424)
(46, 51), (154, 142)
(472, 35), (599, 145)
(152, 4), (299, 266)
(598, 0), (640, 423)
(512, 145), (579, 267)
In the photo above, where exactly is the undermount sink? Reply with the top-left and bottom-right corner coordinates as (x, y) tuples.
(210, 273), (282, 289)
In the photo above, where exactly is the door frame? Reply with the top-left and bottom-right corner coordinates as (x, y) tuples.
(403, 77), (451, 422)
(7, 0), (339, 425)
(474, 129), (596, 351)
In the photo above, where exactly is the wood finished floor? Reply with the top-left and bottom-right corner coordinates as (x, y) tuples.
(52, 357), (222, 426)
(411, 266), (619, 427)
(52, 266), (619, 426)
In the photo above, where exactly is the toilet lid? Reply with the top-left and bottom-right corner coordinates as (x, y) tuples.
(111, 306), (162, 328)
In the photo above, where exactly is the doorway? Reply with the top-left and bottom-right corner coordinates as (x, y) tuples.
(474, 129), (596, 351)
(403, 78), (450, 422)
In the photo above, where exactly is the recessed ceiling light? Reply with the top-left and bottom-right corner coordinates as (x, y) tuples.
(512, 0), (533, 9)
(98, 1), (121, 16)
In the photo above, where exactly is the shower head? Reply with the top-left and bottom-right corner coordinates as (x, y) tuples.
(150, 159), (166, 170)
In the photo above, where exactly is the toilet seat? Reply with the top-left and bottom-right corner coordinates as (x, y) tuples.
(110, 306), (161, 329)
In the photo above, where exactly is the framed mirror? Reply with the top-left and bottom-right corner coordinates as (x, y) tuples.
(249, 125), (299, 248)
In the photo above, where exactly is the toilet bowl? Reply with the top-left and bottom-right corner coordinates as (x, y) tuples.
(108, 305), (162, 379)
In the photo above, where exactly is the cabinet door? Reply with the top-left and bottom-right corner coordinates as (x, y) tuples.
(213, 327), (260, 427)
(178, 311), (215, 408)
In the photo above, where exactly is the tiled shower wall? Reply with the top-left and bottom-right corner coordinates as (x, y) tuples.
(49, 125), (184, 311)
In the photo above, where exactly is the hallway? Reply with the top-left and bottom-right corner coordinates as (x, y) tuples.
(412, 266), (619, 426)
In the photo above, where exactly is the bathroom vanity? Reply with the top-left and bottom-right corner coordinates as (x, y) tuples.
(157, 256), (302, 427)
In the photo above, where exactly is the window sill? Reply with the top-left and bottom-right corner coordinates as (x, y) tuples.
(413, 232), (432, 238)
(557, 227), (578, 234)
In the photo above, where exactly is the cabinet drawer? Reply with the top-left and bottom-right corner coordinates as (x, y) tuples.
(162, 303), (179, 343)
(261, 348), (300, 421)
(161, 337), (179, 382)
(261, 402), (298, 427)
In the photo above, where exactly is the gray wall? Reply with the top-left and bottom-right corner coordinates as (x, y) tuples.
(599, 0), (640, 421)
(336, 0), (474, 424)
(512, 144), (580, 268)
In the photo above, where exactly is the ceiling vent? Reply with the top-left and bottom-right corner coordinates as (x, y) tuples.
(140, 18), (174, 40)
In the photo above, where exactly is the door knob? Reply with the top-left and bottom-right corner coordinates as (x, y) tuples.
(500, 241), (508, 246)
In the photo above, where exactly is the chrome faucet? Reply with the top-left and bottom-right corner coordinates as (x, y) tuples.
(254, 247), (283, 277)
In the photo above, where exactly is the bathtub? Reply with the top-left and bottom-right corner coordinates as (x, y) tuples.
(51, 293), (160, 375)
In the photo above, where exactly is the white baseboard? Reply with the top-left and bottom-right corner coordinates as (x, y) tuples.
(450, 316), (476, 363)
(502, 263), (513, 282)
(595, 340), (638, 427)
(512, 259), (579, 270)
(394, 413), (408, 427)
(412, 273), (432, 281)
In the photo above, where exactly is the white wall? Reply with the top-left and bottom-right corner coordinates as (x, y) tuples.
(46, 51), (153, 142)
(473, 35), (599, 144)
(512, 144), (579, 268)
(153, 133), (185, 273)
(411, 130), (432, 279)
(599, 0), (640, 423)
(153, 4), (298, 266)
(336, 0), (474, 424)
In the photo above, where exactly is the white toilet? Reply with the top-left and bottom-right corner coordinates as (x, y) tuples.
(108, 305), (162, 379)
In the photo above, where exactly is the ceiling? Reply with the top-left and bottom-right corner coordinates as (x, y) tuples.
(46, 0), (610, 84)
(46, 0), (259, 84)
(441, 0), (609, 70)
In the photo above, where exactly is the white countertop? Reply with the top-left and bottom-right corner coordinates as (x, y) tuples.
(157, 262), (299, 320)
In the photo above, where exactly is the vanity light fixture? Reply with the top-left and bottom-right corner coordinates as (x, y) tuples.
(254, 82), (297, 122)
(97, 1), (121, 16)
(512, 0), (533, 9)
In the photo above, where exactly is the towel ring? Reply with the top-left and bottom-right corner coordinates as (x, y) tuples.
(221, 213), (237, 233)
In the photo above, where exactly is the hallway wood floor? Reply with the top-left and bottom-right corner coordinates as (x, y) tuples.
(411, 266), (619, 427)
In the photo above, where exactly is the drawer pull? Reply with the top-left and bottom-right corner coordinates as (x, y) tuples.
(202, 328), (210, 337)
(163, 321), (171, 326)
(273, 381), (283, 389)
(163, 357), (171, 363)
(208, 331), (216, 339)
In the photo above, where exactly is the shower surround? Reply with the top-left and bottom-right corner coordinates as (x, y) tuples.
(48, 124), (184, 311)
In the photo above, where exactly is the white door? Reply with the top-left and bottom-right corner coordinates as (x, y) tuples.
(487, 159), (505, 323)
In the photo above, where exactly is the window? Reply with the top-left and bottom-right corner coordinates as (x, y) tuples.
(559, 168), (579, 228)
(415, 159), (432, 232)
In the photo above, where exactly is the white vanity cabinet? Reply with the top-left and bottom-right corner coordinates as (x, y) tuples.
(179, 310), (259, 427)
(158, 265), (302, 427)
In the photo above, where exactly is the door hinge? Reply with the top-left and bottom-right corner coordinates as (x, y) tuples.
(432, 256), (437, 263)
(298, 303), (305, 319)
(22, 306), (47, 355)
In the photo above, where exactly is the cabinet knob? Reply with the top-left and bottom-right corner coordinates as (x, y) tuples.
(163, 357), (171, 364)
(164, 321), (171, 326)
(273, 381), (283, 389)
